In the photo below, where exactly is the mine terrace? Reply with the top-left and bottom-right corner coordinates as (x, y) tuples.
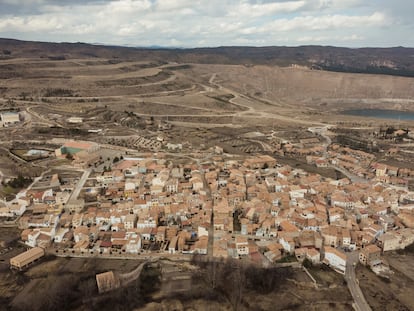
(1, 42), (414, 310)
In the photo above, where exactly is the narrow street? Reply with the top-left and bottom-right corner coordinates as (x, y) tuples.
(199, 162), (214, 259)
(346, 252), (372, 311)
(331, 165), (369, 184)
(67, 168), (92, 204)
(308, 126), (370, 184)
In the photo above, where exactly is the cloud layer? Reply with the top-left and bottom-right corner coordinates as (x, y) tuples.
(0, 0), (410, 47)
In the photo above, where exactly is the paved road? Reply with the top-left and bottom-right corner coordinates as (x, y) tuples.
(232, 232), (277, 241)
(25, 168), (52, 192)
(307, 126), (371, 184)
(346, 252), (372, 311)
(67, 168), (92, 203)
(308, 125), (332, 140)
(331, 165), (369, 184)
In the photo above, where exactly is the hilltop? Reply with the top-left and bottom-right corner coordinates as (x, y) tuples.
(1, 38), (414, 77)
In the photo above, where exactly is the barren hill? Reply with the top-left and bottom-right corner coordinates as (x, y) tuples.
(192, 64), (414, 107)
(0, 38), (413, 142)
(1, 38), (414, 77)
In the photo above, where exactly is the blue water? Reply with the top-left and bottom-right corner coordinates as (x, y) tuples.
(343, 109), (414, 121)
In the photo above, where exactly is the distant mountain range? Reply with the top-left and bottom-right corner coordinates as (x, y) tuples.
(1, 38), (414, 77)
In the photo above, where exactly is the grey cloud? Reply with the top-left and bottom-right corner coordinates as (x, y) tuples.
(0, 0), (412, 47)
(0, 0), (111, 15)
(373, 0), (414, 24)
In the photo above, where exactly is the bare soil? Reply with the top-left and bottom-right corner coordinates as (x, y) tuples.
(0, 56), (411, 167)
(356, 261), (414, 311)
(0, 254), (354, 311)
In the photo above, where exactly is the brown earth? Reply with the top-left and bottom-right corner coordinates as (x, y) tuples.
(356, 257), (414, 311)
(0, 53), (412, 182)
(2, 38), (414, 76)
(0, 254), (354, 311)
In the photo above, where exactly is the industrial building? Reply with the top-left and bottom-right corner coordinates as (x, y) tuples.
(10, 247), (45, 270)
(1, 111), (20, 126)
(55, 140), (100, 157)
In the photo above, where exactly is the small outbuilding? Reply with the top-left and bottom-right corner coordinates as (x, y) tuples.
(96, 271), (120, 294)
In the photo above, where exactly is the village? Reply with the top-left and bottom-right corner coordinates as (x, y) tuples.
(2, 136), (414, 279)
(2, 32), (414, 309)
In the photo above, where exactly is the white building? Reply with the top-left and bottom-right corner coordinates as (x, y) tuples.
(26, 230), (41, 247)
(1, 112), (20, 126)
(324, 246), (347, 274)
(165, 178), (178, 193)
(67, 117), (83, 123)
(124, 182), (136, 193)
(306, 248), (321, 264)
(328, 209), (343, 223)
(125, 236), (141, 254)
(136, 217), (156, 228)
(96, 174), (114, 184)
(198, 226), (209, 238)
(54, 228), (69, 243)
(166, 143), (182, 151)
(342, 232), (351, 247)
(279, 236), (295, 254)
(169, 235), (178, 254)
(0, 206), (12, 217)
(124, 214), (137, 230)
(235, 236), (249, 256)
(10, 199), (28, 216)
(190, 177), (204, 192)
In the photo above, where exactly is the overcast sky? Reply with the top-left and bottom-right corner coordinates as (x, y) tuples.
(0, 0), (412, 48)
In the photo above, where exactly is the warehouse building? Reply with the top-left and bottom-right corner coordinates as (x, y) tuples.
(1, 111), (20, 126)
(10, 247), (45, 270)
(55, 140), (100, 157)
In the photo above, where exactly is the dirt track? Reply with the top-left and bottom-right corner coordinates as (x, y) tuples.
(3, 58), (413, 131)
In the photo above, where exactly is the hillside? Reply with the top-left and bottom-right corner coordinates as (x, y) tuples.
(1, 38), (414, 77)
